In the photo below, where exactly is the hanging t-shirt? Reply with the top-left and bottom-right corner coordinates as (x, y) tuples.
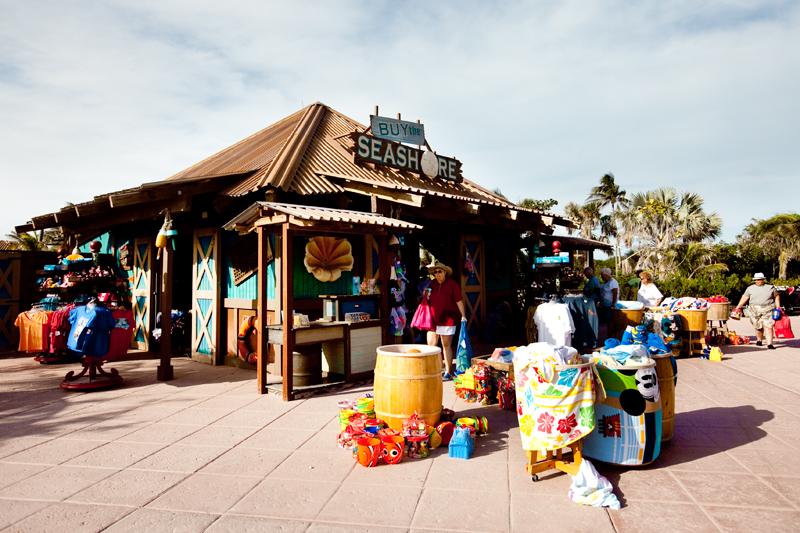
(533, 302), (575, 347)
(565, 297), (599, 350)
(106, 309), (134, 360)
(14, 311), (52, 353)
(48, 305), (75, 353)
(637, 283), (664, 307)
(68, 305), (116, 357)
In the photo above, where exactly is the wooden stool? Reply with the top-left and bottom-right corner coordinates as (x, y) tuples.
(526, 439), (583, 481)
(681, 330), (706, 356)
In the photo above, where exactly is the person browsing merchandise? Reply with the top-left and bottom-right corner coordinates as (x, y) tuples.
(582, 267), (601, 304)
(636, 271), (663, 307)
(426, 260), (467, 381)
(735, 273), (781, 349)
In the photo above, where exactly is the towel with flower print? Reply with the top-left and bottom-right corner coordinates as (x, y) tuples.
(513, 343), (596, 452)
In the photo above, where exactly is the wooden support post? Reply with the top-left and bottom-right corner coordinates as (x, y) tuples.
(257, 227), (269, 394)
(281, 223), (294, 401)
(157, 243), (174, 381)
(378, 234), (390, 346)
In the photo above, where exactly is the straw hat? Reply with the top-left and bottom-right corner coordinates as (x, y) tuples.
(753, 272), (766, 281)
(427, 260), (452, 277)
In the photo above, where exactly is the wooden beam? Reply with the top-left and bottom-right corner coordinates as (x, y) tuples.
(31, 214), (56, 230)
(14, 223), (34, 233)
(109, 179), (223, 208)
(339, 182), (425, 208)
(157, 243), (174, 381)
(288, 216), (316, 227)
(63, 195), (193, 235)
(257, 227), (269, 394)
(281, 223), (294, 401)
(75, 199), (110, 217)
(254, 215), (288, 227)
(54, 208), (77, 224)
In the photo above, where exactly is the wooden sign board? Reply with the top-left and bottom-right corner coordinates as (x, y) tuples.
(370, 116), (425, 145)
(350, 132), (462, 183)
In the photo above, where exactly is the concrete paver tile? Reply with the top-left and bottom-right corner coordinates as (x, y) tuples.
(470, 432), (510, 462)
(211, 409), (283, 428)
(308, 523), (407, 533)
(268, 450), (355, 483)
(200, 447), (291, 477)
(412, 488), (510, 532)
(608, 501), (715, 532)
(66, 469), (188, 506)
(147, 472), (261, 513)
(599, 467), (693, 503)
(116, 422), (204, 444)
(0, 465), (117, 500)
(299, 425), (343, 452)
(159, 408), (233, 425)
(103, 508), (218, 533)
(666, 424), (720, 448)
(238, 427), (318, 450)
(344, 454), (432, 488)
(0, 499), (52, 530)
(1, 438), (102, 465)
(510, 493), (614, 533)
(703, 506), (800, 532)
(129, 443), (228, 473)
(151, 394), (211, 409)
(193, 394), (259, 411)
(317, 483), (422, 527)
(760, 476), (800, 508)
(656, 445), (748, 473)
(61, 418), (152, 441)
(700, 427), (791, 451)
(240, 395), (297, 412)
(230, 478), (339, 519)
(508, 462), (573, 496)
(123, 405), (185, 421)
(176, 425), (259, 447)
(64, 441), (167, 469)
(2, 502), (133, 533)
(206, 515), (310, 532)
(267, 410), (335, 431)
(672, 471), (794, 508)
(727, 448), (800, 477)
(0, 462), (50, 489)
(424, 455), (508, 492)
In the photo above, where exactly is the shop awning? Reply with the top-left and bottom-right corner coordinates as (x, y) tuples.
(223, 202), (423, 234)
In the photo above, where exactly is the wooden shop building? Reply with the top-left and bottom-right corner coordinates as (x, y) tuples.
(16, 102), (575, 399)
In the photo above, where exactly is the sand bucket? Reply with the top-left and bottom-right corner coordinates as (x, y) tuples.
(676, 308), (708, 332)
(581, 359), (662, 466)
(613, 307), (645, 338)
(652, 353), (677, 441)
(373, 344), (443, 431)
(355, 437), (382, 467)
(380, 435), (405, 464)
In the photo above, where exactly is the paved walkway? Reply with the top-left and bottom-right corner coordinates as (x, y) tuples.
(0, 316), (798, 532)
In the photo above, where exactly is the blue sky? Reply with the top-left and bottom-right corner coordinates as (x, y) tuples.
(1, 1), (798, 243)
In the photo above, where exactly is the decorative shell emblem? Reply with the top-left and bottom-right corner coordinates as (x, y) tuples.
(303, 237), (354, 282)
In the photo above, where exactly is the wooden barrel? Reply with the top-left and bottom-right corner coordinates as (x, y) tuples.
(293, 345), (321, 387)
(706, 302), (731, 321)
(676, 309), (708, 332)
(613, 307), (644, 337)
(653, 353), (676, 441)
(374, 344), (442, 431)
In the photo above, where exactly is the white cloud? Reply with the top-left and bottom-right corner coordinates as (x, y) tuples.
(1, 0), (798, 242)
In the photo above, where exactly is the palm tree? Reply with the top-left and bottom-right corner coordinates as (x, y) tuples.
(587, 173), (629, 274)
(563, 202), (602, 267)
(4, 229), (62, 251)
(617, 187), (722, 275)
(740, 213), (800, 279)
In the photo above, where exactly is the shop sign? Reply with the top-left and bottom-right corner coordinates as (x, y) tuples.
(350, 132), (462, 182)
(370, 116), (426, 145)
(535, 253), (569, 264)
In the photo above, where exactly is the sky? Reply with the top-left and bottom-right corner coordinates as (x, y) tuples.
(1, 1), (798, 245)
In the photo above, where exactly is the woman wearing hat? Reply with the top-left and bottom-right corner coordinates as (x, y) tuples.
(735, 273), (781, 349)
(426, 261), (467, 380)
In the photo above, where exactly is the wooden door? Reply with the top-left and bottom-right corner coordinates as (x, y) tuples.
(0, 252), (21, 347)
(192, 228), (222, 364)
(131, 238), (154, 351)
(460, 235), (485, 340)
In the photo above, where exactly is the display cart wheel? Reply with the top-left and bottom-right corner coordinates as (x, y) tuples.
(531, 474), (539, 482)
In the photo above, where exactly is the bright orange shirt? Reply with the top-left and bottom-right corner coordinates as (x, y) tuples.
(14, 311), (53, 353)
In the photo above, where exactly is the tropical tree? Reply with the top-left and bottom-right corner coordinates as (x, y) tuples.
(4, 229), (62, 251)
(519, 198), (558, 212)
(563, 202), (602, 267)
(617, 187), (722, 275)
(587, 173), (629, 274)
(739, 213), (800, 279)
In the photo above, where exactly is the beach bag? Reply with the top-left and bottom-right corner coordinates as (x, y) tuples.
(456, 324), (473, 373)
(775, 313), (794, 339)
(410, 293), (434, 330)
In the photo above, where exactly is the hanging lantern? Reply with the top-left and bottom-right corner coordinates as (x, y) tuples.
(552, 240), (561, 254)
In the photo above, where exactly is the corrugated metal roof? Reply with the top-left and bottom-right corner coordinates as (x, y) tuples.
(223, 202), (423, 232)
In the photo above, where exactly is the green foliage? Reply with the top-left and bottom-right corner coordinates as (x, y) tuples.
(655, 274), (747, 299)
(519, 198), (558, 212)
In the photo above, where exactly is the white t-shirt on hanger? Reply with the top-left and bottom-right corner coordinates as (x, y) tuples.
(533, 301), (575, 347)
